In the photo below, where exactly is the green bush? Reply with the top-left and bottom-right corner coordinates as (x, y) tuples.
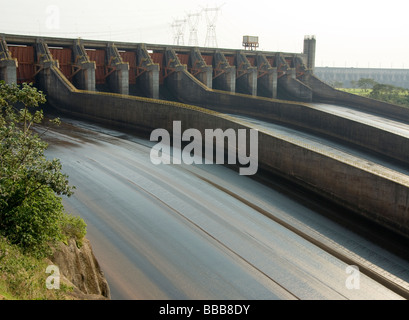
(61, 214), (87, 248)
(369, 83), (409, 107)
(1, 188), (66, 255)
(0, 81), (84, 258)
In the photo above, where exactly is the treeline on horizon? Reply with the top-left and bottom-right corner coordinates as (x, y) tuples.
(333, 78), (409, 107)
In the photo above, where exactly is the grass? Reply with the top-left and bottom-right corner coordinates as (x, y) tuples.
(337, 88), (372, 97)
(0, 236), (73, 300)
(337, 87), (409, 108)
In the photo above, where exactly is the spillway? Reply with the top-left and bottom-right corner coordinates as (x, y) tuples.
(42, 114), (409, 300)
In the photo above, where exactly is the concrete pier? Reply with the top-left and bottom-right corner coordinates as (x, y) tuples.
(236, 51), (257, 96)
(0, 38), (17, 84)
(256, 53), (277, 98)
(136, 44), (160, 99)
(164, 48), (189, 87)
(275, 53), (312, 102)
(189, 47), (212, 88)
(72, 39), (96, 91)
(35, 39), (59, 90)
(212, 50), (236, 93)
(106, 43), (129, 95)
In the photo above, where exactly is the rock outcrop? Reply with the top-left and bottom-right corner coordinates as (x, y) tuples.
(48, 237), (111, 300)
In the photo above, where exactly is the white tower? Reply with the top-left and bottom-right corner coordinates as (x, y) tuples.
(172, 19), (187, 45)
(203, 6), (221, 48)
(187, 12), (201, 46)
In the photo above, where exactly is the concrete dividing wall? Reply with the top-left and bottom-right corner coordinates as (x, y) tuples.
(164, 67), (409, 167)
(277, 72), (312, 102)
(273, 53), (312, 102)
(37, 64), (409, 239)
(302, 73), (409, 123)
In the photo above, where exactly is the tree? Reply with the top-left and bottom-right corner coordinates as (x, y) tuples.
(369, 83), (409, 106)
(357, 78), (378, 91)
(0, 81), (82, 257)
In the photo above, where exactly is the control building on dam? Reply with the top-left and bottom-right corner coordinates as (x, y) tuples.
(2, 33), (409, 241)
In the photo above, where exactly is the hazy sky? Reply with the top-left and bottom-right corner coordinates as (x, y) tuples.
(1, 0), (409, 68)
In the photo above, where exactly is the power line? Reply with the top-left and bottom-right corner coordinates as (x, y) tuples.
(187, 12), (201, 46)
(171, 19), (187, 45)
(203, 5), (223, 48)
(167, 4), (224, 48)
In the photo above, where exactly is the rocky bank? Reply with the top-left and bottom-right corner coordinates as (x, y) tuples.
(48, 238), (111, 300)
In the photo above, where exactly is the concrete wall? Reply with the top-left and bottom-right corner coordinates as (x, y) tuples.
(277, 72), (312, 102)
(136, 44), (160, 99)
(0, 39), (17, 84)
(0, 59), (17, 84)
(314, 67), (409, 89)
(163, 67), (409, 167)
(36, 64), (409, 239)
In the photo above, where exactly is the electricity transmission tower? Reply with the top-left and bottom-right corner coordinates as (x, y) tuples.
(171, 19), (187, 45)
(203, 6), (222, 48)
(187, 12), (201, 46)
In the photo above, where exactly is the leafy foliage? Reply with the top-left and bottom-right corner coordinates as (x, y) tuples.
(0, 81), (84, 257)
(338, 78), (409, 108)
(369, 83), (409, 106)
(356, 78), (378, 91)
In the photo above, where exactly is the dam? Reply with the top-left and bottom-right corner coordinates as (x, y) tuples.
(2, 33), (409, 299)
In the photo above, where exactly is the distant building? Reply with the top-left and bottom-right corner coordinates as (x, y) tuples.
(314, 67), (409, 89)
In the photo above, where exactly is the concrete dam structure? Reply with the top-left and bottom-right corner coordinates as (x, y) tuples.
(314, 67), (409, 89)
(2, 33), (409, 240)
